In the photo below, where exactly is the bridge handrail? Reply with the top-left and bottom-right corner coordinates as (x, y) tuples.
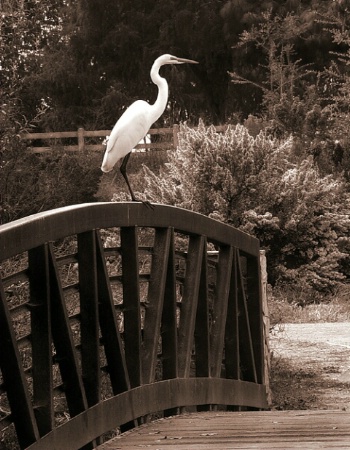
(0, 203), (267, 449)
(0, 203), (259, 260)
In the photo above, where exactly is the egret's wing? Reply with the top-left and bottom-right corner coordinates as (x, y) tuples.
(101, 100), (152, 172)
(106, 101), (151, 157)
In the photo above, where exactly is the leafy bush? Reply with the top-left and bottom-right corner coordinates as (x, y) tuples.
(142, 121), (350, 291)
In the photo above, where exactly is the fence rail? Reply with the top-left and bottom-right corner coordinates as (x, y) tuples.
(20, 125), (227, 153)
(0, 202), (267, 449)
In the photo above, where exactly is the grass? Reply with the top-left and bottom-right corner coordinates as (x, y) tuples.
(268, 284), (350, 326)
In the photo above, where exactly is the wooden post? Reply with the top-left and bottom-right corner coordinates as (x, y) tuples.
(173, 124), (179, 148)
(78, 127), (85, 151)
(260, 250), (272, 406)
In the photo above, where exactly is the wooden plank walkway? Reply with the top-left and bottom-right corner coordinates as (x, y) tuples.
(98, 410), (350, 449)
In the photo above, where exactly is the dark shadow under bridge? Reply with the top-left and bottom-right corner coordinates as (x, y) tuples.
(0, 203), (268, 449)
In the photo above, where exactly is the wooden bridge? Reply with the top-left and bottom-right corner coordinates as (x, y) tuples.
(0, 203), (348, 449)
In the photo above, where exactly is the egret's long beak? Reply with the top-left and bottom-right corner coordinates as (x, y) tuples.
(174, 57), (199, 64)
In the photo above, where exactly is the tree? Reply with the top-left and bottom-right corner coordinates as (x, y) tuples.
(221, 0), (339, 118)
(0, 0), (66, 89)
(23, 0), (233, 129)
(317, 3), (350, 177)
(228, 10), (318, 134)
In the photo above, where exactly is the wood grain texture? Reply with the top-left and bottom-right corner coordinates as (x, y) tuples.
(99, 410), (350, 449)
(0, 203), (260, 260)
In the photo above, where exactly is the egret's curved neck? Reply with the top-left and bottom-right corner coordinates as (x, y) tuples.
(150, 60), (169, 123)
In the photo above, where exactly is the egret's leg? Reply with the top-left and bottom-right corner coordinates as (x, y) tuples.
(120, 152), (137, 201)
(120, 153), (154, 209)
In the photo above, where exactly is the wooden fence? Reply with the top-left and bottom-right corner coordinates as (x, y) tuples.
(0, 202), (268, 449)
(20, 125), (227, 153)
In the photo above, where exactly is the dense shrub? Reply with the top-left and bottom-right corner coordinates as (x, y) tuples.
(142, 121), (350, 291)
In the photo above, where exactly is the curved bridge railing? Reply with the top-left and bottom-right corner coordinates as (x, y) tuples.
(0, 203), (268, 449)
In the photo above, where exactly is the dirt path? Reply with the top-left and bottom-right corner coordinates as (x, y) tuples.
(269, 322), (350, 410)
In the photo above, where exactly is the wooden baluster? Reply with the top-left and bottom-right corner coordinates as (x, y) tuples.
(161, 228), (179, 417)
(94, 230), (130, 395)
(178, 235), (205, 379)
(225, 248), (240, 380)
(246, 253), (265, 385)
(237, 250), (257, 384)
(121, 227), (142, 389)
(0, 278), (39, 448)
(28, 244), (54, 436)
(225, 248), (242, 411)
(195, 240), (211, 413)
(161, 229), (177, 376)
(210, 245), (234, 378)
(78, 231), (101, 408)
(142, 227), (172, 385)
(194, 240), (210, 379)
(47, 244), (90, 416)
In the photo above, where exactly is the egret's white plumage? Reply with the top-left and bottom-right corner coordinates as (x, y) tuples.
(101, 54), (198, 204)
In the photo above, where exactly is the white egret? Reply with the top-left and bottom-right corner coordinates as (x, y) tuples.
(101, 54), (198, 206)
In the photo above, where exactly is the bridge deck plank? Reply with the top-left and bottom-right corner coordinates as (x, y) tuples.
(98, 410), (350, 449)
